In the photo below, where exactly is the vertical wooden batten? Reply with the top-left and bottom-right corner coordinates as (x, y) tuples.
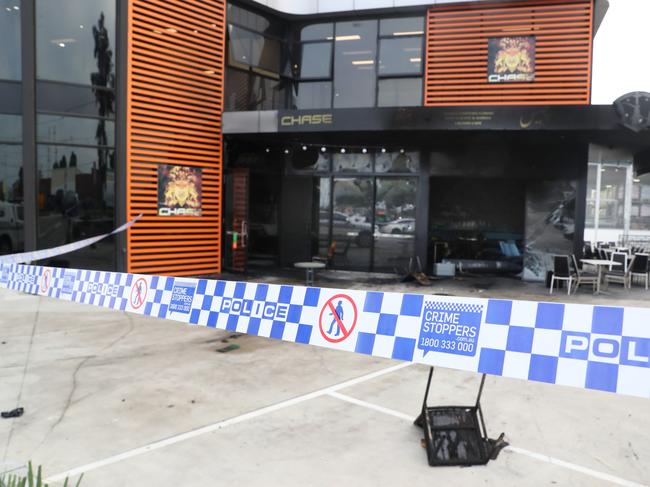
(126, 0), (225, 276)
(425, 0), (594, 106)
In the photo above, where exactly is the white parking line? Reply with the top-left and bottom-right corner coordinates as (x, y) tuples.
(327, 391), (648, 487)
(45, 362), (412, 483)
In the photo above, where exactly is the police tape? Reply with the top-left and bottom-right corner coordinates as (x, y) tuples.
(0, 215), (142, 265)
(0, 262), (648, 399)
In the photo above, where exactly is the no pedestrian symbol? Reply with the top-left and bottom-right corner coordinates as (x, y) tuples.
(130, 278), (148, 310)
(319, 294), (358, 343)
(40, 269), (51, 294)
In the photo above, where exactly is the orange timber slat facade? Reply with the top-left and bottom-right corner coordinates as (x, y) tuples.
(126, 0), (225, 276)
(425, 0), (594, 106)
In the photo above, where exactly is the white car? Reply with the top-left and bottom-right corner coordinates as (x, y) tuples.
(380, 218), (415, 234)
(0, 201), (24, 254)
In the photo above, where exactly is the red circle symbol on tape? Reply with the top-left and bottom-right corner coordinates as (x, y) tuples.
(319, 294), (358, 343)
(40, 269), (51, 294)
(130, 277), (148, 309)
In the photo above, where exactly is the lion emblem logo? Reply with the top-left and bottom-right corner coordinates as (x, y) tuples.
(488, 37), (535, 83)
(158, 165), (202, 216)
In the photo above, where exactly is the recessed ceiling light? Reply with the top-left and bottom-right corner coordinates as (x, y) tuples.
(166, 28), (177, 33)
(352, 60), (374, 65)
(393, 31), (424, 36)
(153, 30), (163, 34)
(633, 178), (641, 183)
(5, 7), (11, 11)
(362, 148), (367, 154)
(203, 70), (215, 74)
(381, 148), (387, 153)
(321, 147), (327, 153)
(302, 145), (308, 151)
(340, 148), (346, 154)
(13, 5), (20, 10)
(409, 57), (422, 63)
(58, 43), (66, 47)
(79, 24), (84, 29)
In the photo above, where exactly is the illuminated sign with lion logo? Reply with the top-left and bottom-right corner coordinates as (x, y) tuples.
(157, 165), (202, 217)
(487, 36), (535, 83)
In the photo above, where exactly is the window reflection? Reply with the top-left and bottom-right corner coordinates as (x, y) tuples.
(375, 151), (419, 173)
(0, 114), (22, 143)
(333, 20), (377, 108)
(379, 37), (422, 76)
(0, 0), (21, 80)
(377, 78), (422, 107)
(301, 23), (333, 42)
(37, 115), (114, 146)
(333, 178), (372, 269)
(37, 82), (115, 118)
(300, 43), (332, 79)
(37, 145), (115, 269)
(333, 153), (372, 172)
(36, 0), (116, 87)
(0, 143), (24, 254)
(379, 17), (424, 37)
(295, 82), (332, 109)
(374, 178), (416, 271)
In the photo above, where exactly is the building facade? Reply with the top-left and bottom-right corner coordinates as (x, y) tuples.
(1, 0), (648, 279)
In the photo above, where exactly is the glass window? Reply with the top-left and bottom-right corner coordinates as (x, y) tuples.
(0, 144), (23, 254)
(37, 81), (115, 118)
(374, 178), (417, 270)
(599, 165), (626, 229)
(301, 23), (333, 42)
(377, 78), (422, 107)
(300, 43), (332, 79)
(36, 0), (116, 86)
(0, 114), (22, 143)
(252, 36), (281, 74)
(585, 163), (598, 227)
(333, 153), (372, 173)
(333, 178), (372, 270)
(317, 176), (331, 257)
(0, 81), (22, 114)
(37, 115), (114, 146)
(295, 82), (332, 109)
(0, 0), (21, 80)
(37, 145), (115, 269)
(378, 37), (422, 76)
(375, 151), (419, 173)
(229, 24), (255, 66)
(379, 17), (425, 37)
(333, 20), (377, 108)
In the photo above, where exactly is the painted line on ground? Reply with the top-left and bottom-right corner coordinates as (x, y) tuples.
(327, 391), (414, 422)
(326, 390), (648, 487)
(45, 362), (412, 483)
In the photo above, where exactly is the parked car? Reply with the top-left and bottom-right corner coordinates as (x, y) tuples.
(0, 201), (24, 254)
(380, 218), (415, 234)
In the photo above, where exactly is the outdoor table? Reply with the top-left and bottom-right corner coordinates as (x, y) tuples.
(294, 261), (326, 286)
(580, 259), (622, 294)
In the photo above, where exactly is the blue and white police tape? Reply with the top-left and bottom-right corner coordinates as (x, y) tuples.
(1, 262), (648, 399)
(0, 215), (142, 265)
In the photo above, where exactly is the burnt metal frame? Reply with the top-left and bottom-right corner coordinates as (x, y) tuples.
(418, 366), (491, 467)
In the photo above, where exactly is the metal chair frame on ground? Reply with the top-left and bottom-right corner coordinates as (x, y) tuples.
(550, 255), (574, 295)
(571, 254), (598, 294)
(604, 253), (635, 289)
(629, 254), (650, 290)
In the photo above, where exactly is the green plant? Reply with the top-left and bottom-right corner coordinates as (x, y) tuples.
(0, 462), (82, 487)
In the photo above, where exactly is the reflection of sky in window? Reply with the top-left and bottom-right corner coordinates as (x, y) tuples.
(36, 0), (115, 85)
(0, 114), (22, 142)
(37, 115), (114, 146)
(0, 1), (21, 80)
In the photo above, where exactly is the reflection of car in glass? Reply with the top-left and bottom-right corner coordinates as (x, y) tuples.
(380, 218), (415, 234)
(0, 202), (24, 254)
(321, 210), (374, 248)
